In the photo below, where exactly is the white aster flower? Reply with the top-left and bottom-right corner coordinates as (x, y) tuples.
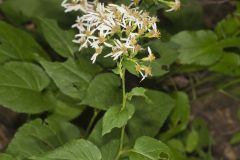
(63, 1), (160, 79)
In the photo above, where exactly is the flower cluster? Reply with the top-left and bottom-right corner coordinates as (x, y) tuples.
(62, 1), (162, 80)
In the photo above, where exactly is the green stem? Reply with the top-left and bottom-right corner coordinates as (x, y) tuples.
(86, 109), (98, 136)
(115, 61), (127, 160)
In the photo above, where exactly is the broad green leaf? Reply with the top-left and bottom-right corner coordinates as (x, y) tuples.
(0, 21), (48, 64)
(130, 136), (174, 160)
(6, 119), (80, 160)
(230, 132), (240, 145)
(102, 103), (135, 135)
(186, 130), (199, 153)
(172, 30), (240, 66)
(37, 139), (102, 160)
(41, 58), (101, 100)
(0, 0), (72, 25)
(210, 53), (240, 76)
(0, 154), (14, 160)
(39, 18), (77, 58)
(128, 89), (175, 140)
(81, 73), (121, 110)
(48, 94), (85, 121)
(0, 62), (53, 113)
(88, 120), (120, 160)
(101, 140), (120, 160)
(160, 92), (190, 140)
(172, 30), (220, 65)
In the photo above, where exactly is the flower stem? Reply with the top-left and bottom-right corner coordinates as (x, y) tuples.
(86, 109), (98, 136)
(115, 61), (127, 160)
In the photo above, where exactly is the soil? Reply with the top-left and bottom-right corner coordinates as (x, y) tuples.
(192, 92), (240, 160)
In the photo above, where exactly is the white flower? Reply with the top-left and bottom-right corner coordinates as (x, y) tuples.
(63, 1), (160, 77)
(91, 47), (103, 63)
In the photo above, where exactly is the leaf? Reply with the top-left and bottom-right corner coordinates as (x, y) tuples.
(39, 18), (77, 58)
(88, 120), (120, 160)
(230, 132), (240, 145)
(6, 119), (80, 160)
(101, 140), (120, 160)
(122, 58), (138, 76)
(127, 87), (148, 101)
(0, 62), (53, 113)
(0, 21), (48, 64)
(128, 89), (175, 141)
(167, 139), (185, 153)
(160, 92), (190, 140)
(130, 136), (175, 160)
(102, 103), (135, 135)
(0, 0), (72, 25)
(0, 154), (14, 160)
(192, 118), (212, 149)
(210, 53), (240, 76)
(37, 139), (102, 160)
(81, 73), (121, 110)
(171, 30), (240, 66)
(48, 93), (85, 121)
(41, 58), (101, 100)
(186, 129), (199, 153)
(215, 15), (240, 38)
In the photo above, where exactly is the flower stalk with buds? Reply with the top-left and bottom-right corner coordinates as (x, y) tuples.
(62, 1), (180, 159)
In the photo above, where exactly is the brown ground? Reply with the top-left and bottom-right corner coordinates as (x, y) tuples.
(192, 92), (240, 160)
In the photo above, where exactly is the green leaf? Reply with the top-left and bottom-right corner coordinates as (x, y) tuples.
(81, 73), (121, 110)
(186, 130), (199, 153)
(127, 87), (148, 101)
(88, 120), (120, 160)
(122, 58), (138, 76)
(0, 62), (53, 113)
(172, 30), (220, 65)
(192, 118), (212, 149)
(6, 119), (80, 159)
(160, 92), (190, 140)
(215, 15), (240, 38)
(230, 132), (240, 145)
(37, 139), (102, 160)
(130, 136), (175, 160)
(0, 0), (72, 25)
(210, 53), (240, 76)
(128, 89), (175, 140)
(0, 154), (14, 160)
(102, 103), (135, 135)
(101, 140), (120, 160)
(167, 139), (185, 153)
(41, 58), (101, 100)
(0, 21), (48, 64)
(48, 94), (85, 121)
(172, 30), (240, 66)
(39, 18), (77, 58)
